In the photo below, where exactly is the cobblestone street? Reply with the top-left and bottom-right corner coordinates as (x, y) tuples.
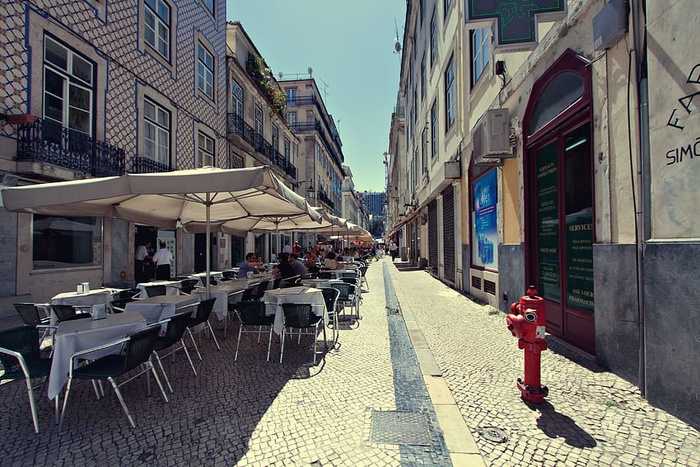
(0, 258), (698, 466)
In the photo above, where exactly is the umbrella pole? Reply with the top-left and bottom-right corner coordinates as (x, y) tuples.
(206, 193), (211, 298)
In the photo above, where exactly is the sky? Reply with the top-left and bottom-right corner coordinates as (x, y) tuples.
(226, 0), (407, 192)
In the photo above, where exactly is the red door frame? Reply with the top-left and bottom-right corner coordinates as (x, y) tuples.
(523, 49), (596, 354)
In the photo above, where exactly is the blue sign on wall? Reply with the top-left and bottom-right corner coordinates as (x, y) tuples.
(472, 169), (498, 269)
(465, 0), (567, 51)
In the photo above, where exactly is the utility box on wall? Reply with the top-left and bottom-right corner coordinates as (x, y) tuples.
(444, 160), (461, 179)
(593, 0), (629, 51)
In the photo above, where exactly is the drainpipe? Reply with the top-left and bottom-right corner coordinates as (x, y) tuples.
(631, 0), (649, 397)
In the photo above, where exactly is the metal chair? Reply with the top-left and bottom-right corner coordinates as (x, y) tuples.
(59, 326), (168, 430)
(329, 282), (358, 323)
(112, 288), (142, 301)
(14, 303), (51, 326)
(185, 298), (220, 361)
(234, 301), (275, 362)
(357, 265), (369, 291)
(0, 326), (58, 433)
(178, 279), (199, 294)
(152, 312), (198, 392)
(251, 280), (270, 300)
(144, 285), (166, 297)
(280, 303), (325, 364)
(319, 287), (340, 346)
(51, 304), (91, 322)
(110, 298), (137, 313)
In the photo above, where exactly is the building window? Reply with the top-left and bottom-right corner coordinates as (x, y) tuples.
(272, 124), (279, 152)
(197, 42), (214, 99)
(144, 0), (170, 60)
(284, 138), (291, 161)
(33, 215), (102, 270)
(430, 10), (437, 67)
(201, 0), (214, 16)
(445, 55), (455, 131)
(43, 35), (94, 140)
(421, 127), (428, 174)
(472, 28), (490, 86)
(144, 98), (170, 166)
(232, 78), (243, 116)
(286, 88), (297, 106)
(286, 111), (297, 128)
(420, 55), (426, 100)
(197, 131), (214, 167)
(431, 100), (438, 158)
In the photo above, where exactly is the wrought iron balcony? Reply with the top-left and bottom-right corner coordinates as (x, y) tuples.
(227, 113), (295, 176)
(17, 118), (126, 177)
(129, 156), (172, 173)
(317, 189), (334, 209)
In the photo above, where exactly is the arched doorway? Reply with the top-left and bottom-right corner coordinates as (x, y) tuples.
(524, 50), (596, 354)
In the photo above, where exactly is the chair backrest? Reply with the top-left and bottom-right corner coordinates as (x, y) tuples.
(236, 301), (271, 326)
(358, 265), (368, 277)
(179, 279), (199, 294)
(51, 304), (79, 322)
(0, 326), (41, 375)
(319, 287), (339, 315)
(155, 312), (192, 350)
(318, 271), (333, 279)
(14, 303), (43, 326)
(191, 298), (217, 325)
(241, 287), (255, 301)
(330, 282), (355, 302)
(145, 285), (166, 297)
(110, 298), (136, 313)
(221, 270), (236, 279)
(252, 280), (270, 300)
(282, 303), (313, 328)
(340, 277), (358, 286)
(113, 288), (141, 301)
(123, 327), (161, 373)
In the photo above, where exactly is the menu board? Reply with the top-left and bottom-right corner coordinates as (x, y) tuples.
(535, 143), (560, 302)
(565, 209), (594, 311)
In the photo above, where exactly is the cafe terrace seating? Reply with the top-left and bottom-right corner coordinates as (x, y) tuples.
(59, 326), (167, 430)
(185, 298), (219, 361)
(234, 300), (275, 362)
(280, 303), (325, 364)
(151, 312), (199, 392)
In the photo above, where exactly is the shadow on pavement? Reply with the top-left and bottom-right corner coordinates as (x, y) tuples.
(532, 401), (598, 448)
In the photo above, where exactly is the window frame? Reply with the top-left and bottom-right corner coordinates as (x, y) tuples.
(444, 55), (455, 131)
(196, 41), (215, 100)
(32, 214), (103, 271)
(431, 100), (438, 159)
(471, 28), (490, 87)
(143, 97), (171, 166)
(144, 0), (171, 61)
(197, 130), (215, 167)
(430, 9), (437, 67)
(231, 78), (244, 116)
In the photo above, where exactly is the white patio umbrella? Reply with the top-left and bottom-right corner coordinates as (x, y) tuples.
(1, 166), (321, 295)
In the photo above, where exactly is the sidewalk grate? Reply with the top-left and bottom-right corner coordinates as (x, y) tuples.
(371, 410), (432, 446)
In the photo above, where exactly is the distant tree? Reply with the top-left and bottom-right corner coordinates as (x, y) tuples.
(369, 218), (383, 238)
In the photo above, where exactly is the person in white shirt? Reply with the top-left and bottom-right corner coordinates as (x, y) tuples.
(282, 242), (292, 254)
(135, 240), (152, 283)
(152, 241), (173, 280)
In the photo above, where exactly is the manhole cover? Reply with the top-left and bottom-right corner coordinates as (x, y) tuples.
(478, 426), (508, 443)
(371, 411), (432, 446)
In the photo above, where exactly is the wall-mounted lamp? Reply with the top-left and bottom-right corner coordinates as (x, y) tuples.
(293, 180), (315, 199)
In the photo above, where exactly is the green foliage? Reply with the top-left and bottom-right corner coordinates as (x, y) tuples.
(246, 54), (287, 118)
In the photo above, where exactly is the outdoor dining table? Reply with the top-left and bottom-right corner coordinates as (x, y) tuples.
(135, 280), (182, 298)
(262, 286), (327, 335)
(188, 271), (224, 286)
(47, 313), (148, 400)
(123, 294), (200, 323)
(192, 282), (247, 321)
(50, 288), (115, 324)
(300, 278), (344, 289)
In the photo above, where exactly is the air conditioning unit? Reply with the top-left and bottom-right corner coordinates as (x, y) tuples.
(473, 108), (514, 166)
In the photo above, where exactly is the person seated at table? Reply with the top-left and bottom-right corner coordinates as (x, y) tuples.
(256, 255), (268, 272)
(289, 254), (308, 277)
(303, 251), (317, 268)
(237, 252), (263, 279)
(323, 251), (338, 269)
(152, 241), (173, 280)
(271, 252), (296, 279)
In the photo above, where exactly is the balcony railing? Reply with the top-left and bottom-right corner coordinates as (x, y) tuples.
(17, 118), (126, 177)
(129, 156), (172, 173)
(317, 189), (334, 209)
(227, 113), (296, 178)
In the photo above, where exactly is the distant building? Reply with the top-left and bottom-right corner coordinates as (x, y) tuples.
(361, 192), (386, 218)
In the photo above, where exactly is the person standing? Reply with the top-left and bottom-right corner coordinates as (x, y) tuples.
(152, 241), (173, 280)
(389, 241), (398, 261)
(135, 240), (152, 283)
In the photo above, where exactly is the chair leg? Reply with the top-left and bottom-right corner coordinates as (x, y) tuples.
(266, 327), (273, 362)
(180, 339), (198, 376)
(109, 376), (136, 429)
(207, 320), (221, 350)
(234, 325), (244, 362)
(148, 358), (169, 403)
(153, 351), (174, 394)
(280, 328), (286, 363)
(186, 327), (203, 361)
(24, 377), (40, 433)
(59, 378), (75, 432)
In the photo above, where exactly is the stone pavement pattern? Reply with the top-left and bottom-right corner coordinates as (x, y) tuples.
(387, 261), (700, 466)
(1, 257), (698, 466)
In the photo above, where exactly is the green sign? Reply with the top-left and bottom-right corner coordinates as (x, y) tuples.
(535, 142), (560, 302)
(565, 211), (594, 311)
(466, 0), (567, 50)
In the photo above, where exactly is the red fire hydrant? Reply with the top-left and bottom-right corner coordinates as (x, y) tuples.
(506, 286), (548, 403)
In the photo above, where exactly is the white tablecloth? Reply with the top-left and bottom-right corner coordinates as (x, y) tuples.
(192, 283), (247, 320)
(136, 280), (182, 298)
(48, 313), (148, 400)
(188, 272), (224, 286)
(300, 278), (345, 289)
(123, 294), (200, 323)
(50, 289), (115, 324)
(263, 286), (327, 335)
